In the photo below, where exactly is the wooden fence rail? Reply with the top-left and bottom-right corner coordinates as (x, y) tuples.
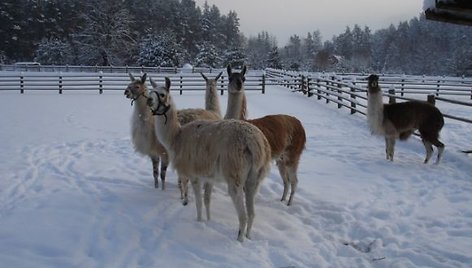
(0, 70), (266, 94)
(265, 68), (472, 125)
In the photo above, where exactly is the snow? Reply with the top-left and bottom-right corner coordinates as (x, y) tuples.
(0, 85), (471, 267)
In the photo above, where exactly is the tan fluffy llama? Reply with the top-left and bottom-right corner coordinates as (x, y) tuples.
(124, 73), (169, 189)
(147, 77), (271, 242)
(201, 71), (223, 117)
(367, 74), (445, 163)
(225, 65), (307, 206)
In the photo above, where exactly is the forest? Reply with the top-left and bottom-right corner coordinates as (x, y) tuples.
(1, 0), (472, 75)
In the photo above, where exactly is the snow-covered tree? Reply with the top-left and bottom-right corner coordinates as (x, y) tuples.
(72, 0), (136, 66)
(137, 32), (185, 67)
(34, 38), (74, 65)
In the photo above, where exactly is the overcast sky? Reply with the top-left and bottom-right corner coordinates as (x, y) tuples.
(194, 0), (424, 45)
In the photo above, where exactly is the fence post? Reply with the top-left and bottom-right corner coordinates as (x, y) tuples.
(262, 73), (266, 94)
(307, 77), (312, 97)
(401, 78), (405, 97)
(350, 82), (356, 114)
(300, 75), (305, 94)
(220, 75), (225, 95)
(436, 79), (441, 96)
(99, 71), (103, 94)
(317, 78), (321, 100)
(337, 82), (342, 109)
(59, 72), (63, 94)
(179, 76), (183, 95)
(427, 94), (436, 105)
(388, 88), (396, 104)
(20, 72), (24, 94)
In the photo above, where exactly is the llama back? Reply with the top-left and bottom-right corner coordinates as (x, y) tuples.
(384, 101), (444, 131)
(177, 108), (220, 125)
(172, 119), (270, 182)
(248, 114), (306, 162)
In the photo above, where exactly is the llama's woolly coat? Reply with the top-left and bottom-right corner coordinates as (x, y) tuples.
(171, 119), (271, 183)
(177, 108), (220, 125)
(247, 114), (306, 165)
(130, 87), (166, 159)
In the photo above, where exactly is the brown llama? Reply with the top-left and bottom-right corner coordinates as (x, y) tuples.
(225, 65), (307, 206)
(367, 74), (445, 163)
(147, 77), (271, 242)
(124, 73), (169, 189)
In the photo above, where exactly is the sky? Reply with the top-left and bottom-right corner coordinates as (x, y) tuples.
(194, 0), (424, 45)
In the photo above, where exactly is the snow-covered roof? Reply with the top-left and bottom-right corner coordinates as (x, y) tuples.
(424, 0), (472, 26)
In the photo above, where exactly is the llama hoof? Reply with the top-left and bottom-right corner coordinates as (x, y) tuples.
(182, 200), (188, 206)
(237, 230), (244, 242)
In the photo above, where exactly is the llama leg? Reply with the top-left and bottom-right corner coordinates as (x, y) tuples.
(276, 160), (289, 202)
(385, 137), (395, 161)
(287, 166), (298, 206)
(160, 153), (169, 190)
(151, 157), (160, 188)
(191, 178), (203, 221)
(228, 182), (247, 242)
(431, 139), (445, 164)
(422, 140), (434, 164)
(180, 176), (189, 206)
(203, 182), (213, 221)
(244, 178), (258, 240)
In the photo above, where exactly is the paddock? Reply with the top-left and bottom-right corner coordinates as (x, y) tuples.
(0, 83), (471, 267)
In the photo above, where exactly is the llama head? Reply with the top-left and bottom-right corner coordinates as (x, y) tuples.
(148, 76), (172, 117)
(367, 74), (380, 94)
(227, 65), (246, 94)
(125, 73), (148, 101)
(201, 71), (223, 88)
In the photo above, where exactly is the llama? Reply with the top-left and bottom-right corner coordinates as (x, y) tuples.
(147, 77), (271, 242)
(225, 65), (307, 206)
(366, 74), (445, 163)
(124, 73), (168, 189)
(201, 71), (223, 117)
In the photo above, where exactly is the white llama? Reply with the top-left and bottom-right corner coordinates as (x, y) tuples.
(124, 73), (168, 189)
(147, 77), (271, 242)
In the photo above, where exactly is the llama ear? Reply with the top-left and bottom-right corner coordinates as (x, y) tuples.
(227, 65), (232, 76)
(200, 72), (208, 81)
(241, 65), (247, 76)
(165, 77), (171, 92)
(128, 73), (135, 82)
(215, 71), (223, 81)
(149, 76), (157, 88)
(141, 73), (147, 84)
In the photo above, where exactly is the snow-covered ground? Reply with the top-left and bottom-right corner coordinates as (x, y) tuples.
(0, 85), (471, 268)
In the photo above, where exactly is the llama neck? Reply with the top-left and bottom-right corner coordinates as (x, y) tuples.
(224, 90), (246, 120)
(205, 84), (221, 117)
(133, 95), (153, 122)
(154, 98), (181, 154)
(367, 90), (385, 135)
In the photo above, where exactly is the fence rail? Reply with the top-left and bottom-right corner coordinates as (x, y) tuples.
(265, 68), (472, 125)
(0, 70), (266, 94)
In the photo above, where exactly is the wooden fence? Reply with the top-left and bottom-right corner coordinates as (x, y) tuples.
(265, 68), (472, 125)
(0, 70), (266, 95)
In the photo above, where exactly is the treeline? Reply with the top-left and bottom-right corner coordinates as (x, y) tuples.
(248, 16), (472, 75)
(1, 0), (472, 75)
(0, 0), (244, 67)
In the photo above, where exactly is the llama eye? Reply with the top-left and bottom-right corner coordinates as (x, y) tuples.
(159, 93), (165, 98)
